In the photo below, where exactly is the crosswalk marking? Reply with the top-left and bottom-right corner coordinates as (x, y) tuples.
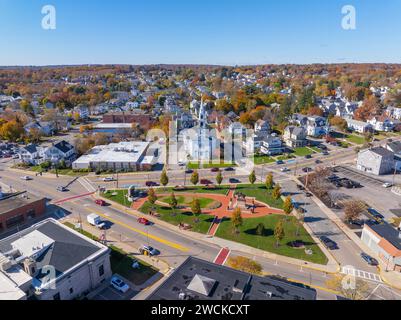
(341, 267), (382, 283)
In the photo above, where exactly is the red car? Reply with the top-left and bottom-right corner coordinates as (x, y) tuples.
(95, 199), (107, 206)
(200, 179), (212, 185)
(211, 167), (220, 172)
(137, 217), (150, 225)
(146, 181), (159, 187)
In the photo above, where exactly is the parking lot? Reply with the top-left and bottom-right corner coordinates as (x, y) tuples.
(330, 166), (401, 221)
(92, 276), (139, 300)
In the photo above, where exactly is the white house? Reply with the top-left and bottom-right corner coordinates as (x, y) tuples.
(346, 119), (374, 134)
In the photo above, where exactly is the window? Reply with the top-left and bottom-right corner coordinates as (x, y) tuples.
(99, 265), (104, 277)
(53, 293), (61, 300)
(6, 215), (24, 229)
(27, 209), (36, 219)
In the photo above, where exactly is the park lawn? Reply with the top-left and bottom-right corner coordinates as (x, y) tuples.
(139, 201), (213, 234)
(63, 222), (159, 285)
(188, 161), (235, 169)
(102, 189), (131, 207)
(346, 134), (365, 145)
(235, 184), (284, 209)
(215, 215), (328, 265)
(253, 155), (275, 165)
(338, 141), (350, 148)
(158, 195), (219, 209)
(276, 154), (296, 161)
(292, 147), (314, 157)
(28, 166), (89, 176)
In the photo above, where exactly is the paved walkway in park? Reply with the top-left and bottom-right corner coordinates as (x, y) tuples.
(132, 190), (285, 220)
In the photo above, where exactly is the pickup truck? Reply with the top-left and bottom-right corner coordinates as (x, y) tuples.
(87, 213), (106, 229)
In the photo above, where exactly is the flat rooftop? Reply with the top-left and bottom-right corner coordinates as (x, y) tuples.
(370, 224), (401, 250)
(0, 191), (43, 215)
(0, 219), (107, 286)
(73, 141), (149, 164)
(148, 256), (316, 300)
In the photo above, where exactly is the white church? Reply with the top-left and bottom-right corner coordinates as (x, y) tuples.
(182, 100), (219, 162)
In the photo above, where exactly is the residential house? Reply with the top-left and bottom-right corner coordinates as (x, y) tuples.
(283, 126), (307, 148)
(386, 106), (401, 120)
(19, 144), (42, 165)
(306, 116), (328, 137)
(254, 120), (270, 135)
(357, 147), (395, 175)
(346, 119), (374, 134)
(368, 117), (395, 132)
(43, 141), (76, 165)
(74, 105), (89, 120)
(290, 114), (308, 127)
(260, 134), (283, 156)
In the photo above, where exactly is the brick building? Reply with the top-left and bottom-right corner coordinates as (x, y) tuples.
(0, 191), (46, 233)
(102, 113), (154, 130)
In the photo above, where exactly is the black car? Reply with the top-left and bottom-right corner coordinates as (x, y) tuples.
(224, 167), (235, 171)
(229, 178), (240, 184)
(360, 253), (378, 266)
(322, 151), (329, 156)
(305, 155), (312, 159)
(315, 159), (322, 164)
(319, 236), (338, 250)
(348, 219), (364, 227)
(302, 167), (312, 173)
(367, 208), (384, 222)
(185, 169), (193, 174)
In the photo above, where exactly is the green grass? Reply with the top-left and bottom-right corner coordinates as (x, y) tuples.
(235, 184), (284, 209)
(158, 195), (219, 209)
(102, 189), (131, 207)
(139, 201), (213, 234)
(253, 155), (275, 165)
(188, 161), (236, 169)
(63, 222), (159, 285)
(28, 166), (89, 176)
(215, 215), (328, 265)
(292, 147), (314, 157)
(345, 134), (365, 145)
(310, 147), (322, 153)
(276, 154), (296, 161)
(338, 141), (350, 148)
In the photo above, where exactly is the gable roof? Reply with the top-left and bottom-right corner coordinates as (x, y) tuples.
(23, 144), (38, 154)
(53, 140), (74, 154)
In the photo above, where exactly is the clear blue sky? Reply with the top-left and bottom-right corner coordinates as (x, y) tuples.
(0, 0), (400, 66)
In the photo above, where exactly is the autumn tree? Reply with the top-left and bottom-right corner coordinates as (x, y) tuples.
(227, 256), (262, 275)
(249, 170), (256, 185)
(274, 220), (285, 247)
(216, 170), (223, 185)
(191, 198), (202, 218)
(343, 200), (364, 223)
(330, 116), (348, 132)
(231, 207), (243, 234)
(0, 120), (24, 142)
(160, 169), (169, 190)
(169, 192), (178, 216)
(272, 183), (282, 200)
(265, 173), (274, 190)
(283, 197), (294, 220)
(147, 188), (158, 212)
(326, 274), (369, 300)
(190, 170), (199, 186)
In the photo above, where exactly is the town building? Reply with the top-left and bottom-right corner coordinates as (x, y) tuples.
(356, 147), (395, 175)
(361, 223), (401, 272)
(148, 256), (316, 300)
(283, 126), (307, 148)
(0, 219), (112, 300)
(72, 141), (156, 171)
(260, 134), (284, 156)
(102, 112), (154, 130)
(0, 191), (46, 234)
(346, 119), (374, 134)
(306, 116), (328, 137)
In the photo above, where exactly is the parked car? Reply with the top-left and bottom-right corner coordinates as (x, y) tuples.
(229, 178), (241, 184)
(348, 219), (364, 227)
(137, 217), (150, 225)
(382, 182), (393, 188)
(319, 236), (338, 250)
(102, 177), (115, 182)
(200, 179), (212, 185)
(305, 154), (312, 159)
(211, 167), (220, 172)
(360, 252), (379, 266)
(280, 167), (290, 172)
(56, 186), (67, 192)
(302, 167), (312, 173)
(315, 159), (322, 164)
(94, 199), (107, 206)
(367, 208), (384, 222)
(276, 160), (284, 165)
(185, 169), (193, 174)
(224, 167), (235, 171)
(139, 245), (159, 256)
(20, 176), (32, 181)
(145, 181), (159, 187)
(87, 213), (106, 229)
(110, 276), (130, 293)
(322, 151), (329, 156)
